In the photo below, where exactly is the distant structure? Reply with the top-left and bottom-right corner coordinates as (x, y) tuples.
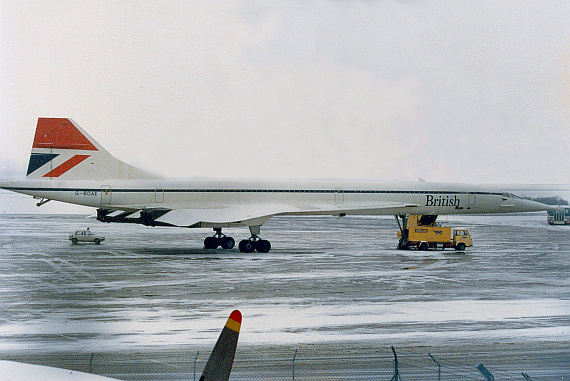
(526, 195), (568, 206)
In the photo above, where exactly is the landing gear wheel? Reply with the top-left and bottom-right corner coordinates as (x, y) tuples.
(204, 228), (235, 250)
(220, 236), (235, 250)
(255, 239), (271, 253)
(239, 238), (271, 253)
(239, 239), (255, 253)
(239, 226), (272, 253)
(204, 236), (219, 249)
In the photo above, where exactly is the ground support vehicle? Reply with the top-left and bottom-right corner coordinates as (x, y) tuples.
(396, 215), (472, 251)
(547, 207), (570, 225)
(69, 229), (105, 245)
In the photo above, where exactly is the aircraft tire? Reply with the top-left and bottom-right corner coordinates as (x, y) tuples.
(255, 239), (271, 253)
(221, 236), (235, 250)
(239, 239), (255, 253)
(204, 236), (219, 250)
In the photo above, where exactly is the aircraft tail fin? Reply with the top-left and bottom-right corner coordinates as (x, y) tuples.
(200, 310), (242, 381)
(26, 118), (158, 180)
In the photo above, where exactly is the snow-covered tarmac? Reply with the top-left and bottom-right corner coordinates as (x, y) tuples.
(0, 213), (568, 378)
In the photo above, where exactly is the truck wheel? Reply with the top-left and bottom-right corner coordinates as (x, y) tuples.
(419, 242), (429, 251)
(455, 243), (466, 251)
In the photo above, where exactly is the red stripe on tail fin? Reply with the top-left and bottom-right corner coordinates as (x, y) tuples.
(43, 155), (90, 177)
(33, 118), (98, 151)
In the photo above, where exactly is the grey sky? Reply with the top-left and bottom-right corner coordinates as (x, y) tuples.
(1, 1), (569, 187)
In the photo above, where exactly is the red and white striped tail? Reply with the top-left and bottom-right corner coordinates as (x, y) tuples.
(26, 118), (157, 180)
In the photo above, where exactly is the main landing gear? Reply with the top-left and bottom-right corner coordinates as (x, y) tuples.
(204, 228), (235, 250)
(239, 225), (271, 253)
(238, 237), (271, 253)
(203, 226), (271, 253)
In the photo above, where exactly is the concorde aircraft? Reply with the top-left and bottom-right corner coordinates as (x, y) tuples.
(0, 310), (242, 381)
(0, 118), (547, 252)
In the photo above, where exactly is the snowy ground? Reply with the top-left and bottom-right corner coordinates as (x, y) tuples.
(0, 213), (568, 379)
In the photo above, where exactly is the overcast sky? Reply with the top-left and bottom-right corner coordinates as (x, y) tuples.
(1, 1), (569, 188)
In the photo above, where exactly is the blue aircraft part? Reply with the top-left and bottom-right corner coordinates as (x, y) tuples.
(27, 153), (58, 175)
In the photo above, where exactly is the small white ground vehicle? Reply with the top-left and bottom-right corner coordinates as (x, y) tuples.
(69, 229), (105, 245)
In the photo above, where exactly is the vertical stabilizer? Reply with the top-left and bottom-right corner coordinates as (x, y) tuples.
(200, 310), (242, 381)
(26, 118), (158, 180)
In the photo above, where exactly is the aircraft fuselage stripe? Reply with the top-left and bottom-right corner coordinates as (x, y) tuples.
(1, 187), (501, 196)
(3, 187), (496, 196)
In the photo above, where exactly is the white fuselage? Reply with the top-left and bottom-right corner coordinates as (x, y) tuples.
(1, 178), (545, 225)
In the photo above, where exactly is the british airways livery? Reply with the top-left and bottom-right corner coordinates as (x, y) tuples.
(0, 118), (547, 252)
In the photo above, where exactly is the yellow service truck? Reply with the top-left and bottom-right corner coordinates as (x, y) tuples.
(397, 215), (472, 251)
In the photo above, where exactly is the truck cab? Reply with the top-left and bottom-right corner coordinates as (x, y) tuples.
(547, 208), (570, 225)
(453, 229), (472, 250)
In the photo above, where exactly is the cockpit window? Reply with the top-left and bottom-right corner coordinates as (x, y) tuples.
(501, 192), (522, 199)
